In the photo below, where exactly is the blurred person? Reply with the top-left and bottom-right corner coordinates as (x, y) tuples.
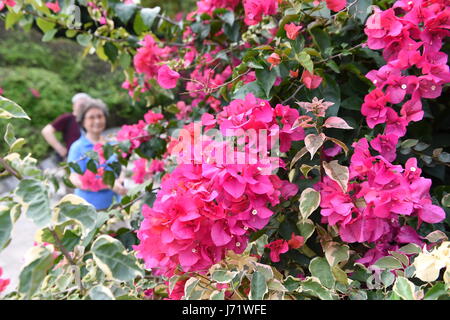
(68, 98), (127, 210)
(41, 93), (91, 162)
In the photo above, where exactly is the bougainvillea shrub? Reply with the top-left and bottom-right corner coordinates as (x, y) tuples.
(0, 0), (449, 300)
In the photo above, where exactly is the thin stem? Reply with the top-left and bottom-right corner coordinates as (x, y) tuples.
(281, 84), (305, 105)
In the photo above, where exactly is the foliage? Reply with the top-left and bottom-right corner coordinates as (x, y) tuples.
(0, 0), (449, 301)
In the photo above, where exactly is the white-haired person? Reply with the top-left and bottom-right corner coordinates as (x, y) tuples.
(67, 98), (127, 210)
(41, 93), (92, 162)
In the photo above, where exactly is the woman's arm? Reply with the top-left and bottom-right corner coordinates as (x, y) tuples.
(69, 172), (83, 189)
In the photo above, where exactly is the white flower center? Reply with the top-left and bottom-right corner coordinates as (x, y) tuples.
(236, 242), (241, 247)
(431, 85), (436, 91)
(192, 248), (197, 253)
(252, 209), (258, 215)
(401, 84), (407, 90)
(410, 167), (416, 172)
(244, 226), (249, 230)
(373, 80), (377, 84)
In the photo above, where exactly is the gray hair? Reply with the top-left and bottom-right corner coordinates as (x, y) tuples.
(72, 93), (91, 104)
(77, 98), (109, 124)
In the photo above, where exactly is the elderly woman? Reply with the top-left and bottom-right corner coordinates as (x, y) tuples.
(67, 98), (126, 210)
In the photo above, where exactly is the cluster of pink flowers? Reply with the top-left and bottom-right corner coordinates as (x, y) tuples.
(195, 0), (240, 16)
(243, 0), (279, 26)
(80, 167), (108, 192)
(134, 94), (301, 277)
(0, 0), (15, 10)
(0, 267), (9, 294)
(363, 0), (450, 159)
(265, 233), (304, 262)
(133, 35), (175, 88)
(116, 110), (164, 154)
(132, 158), (165, 184)
(317, 138), (445, 248)
(201, 93), (305, 153)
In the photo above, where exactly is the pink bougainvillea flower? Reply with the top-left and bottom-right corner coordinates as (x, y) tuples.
(301, 70), (322, 89)
(265, 239), (289, 262)
(0, 267), (10, 293)
(134, 35), (171, 80)
(0, 87), (3, 95)
(0, 0), (16, 10)
(157, 65), (180, 89)
(144, 110), (164, 124)
(46, 1), (60, 13)
(289, 69), (299, 78)
(284, 23), (302, 40)
(288, 233), (304, 249)
(267, 53), (281, 69)
(243, 0), (279, 26)
(325, 0), (347, 12)
(29, 88), (41, 98)
(361, 88), (390, 128)
(370, 134), (399, 162)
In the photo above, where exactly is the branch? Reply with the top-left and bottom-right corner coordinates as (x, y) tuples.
(0, 156), (22, 180)
(49, 229), (85, 293)
(281, 84), (305, 105)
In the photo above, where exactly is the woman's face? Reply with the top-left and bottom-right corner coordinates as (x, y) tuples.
(83, 108), (106, 135)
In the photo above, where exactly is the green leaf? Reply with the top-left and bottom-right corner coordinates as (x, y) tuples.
(140, 7), (160, 29)
(89, 285), (115, 300)
(76, 34), (93, 47)
(324, 243), (349, 267)
(296, 219), (315, 241)
(309, 257), (335, 289)
(299, 188), (321, 220)
(297, 51), (313, 73)
(322, 160), (349, 193)
(42, 29), (58, 42)
(300, 278), (337, 300)
(211, 270), (238, 283)
(104, 42), (119, 63)
(5, 11), (23, 29)
(18, 247), (54, 298)
(249, 271), (268, 300)
(103, 170), (116, 189)
(309, 27), (330, 56)
(210, 290), (225, 300)
(380, 270), (395, 287)
(16, 179), (51, 227)
(115, 3), (137, 24)
(256, 68), (277, 98)
(424, 282), (449, 300)
(91, 235), (143, 282)
(348, 0), (373, 23)
(10, 138), (26, 153)
(0, 96), (30, 119)
(53, 201), (97, 237)
(65, 30), (77, 38)
(0, 206), (13, 250)
(86, 159), (98, 174)
(373, 256), (403, 270)
(36, 18), (55, 33)
(4, 123), (16, 146)
(393, 276), (416, 300)
(304, 133), (326, 160)
(232, 81), (265, 100)
(133, 11), (147, 34)
(398, 243), (422, 255)
(184, 277), (201, 300)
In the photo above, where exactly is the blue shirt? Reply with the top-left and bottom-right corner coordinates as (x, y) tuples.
(67, 135), (120, 210)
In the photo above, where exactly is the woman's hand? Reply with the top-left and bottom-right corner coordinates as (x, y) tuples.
(112, 179), (127, 196)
